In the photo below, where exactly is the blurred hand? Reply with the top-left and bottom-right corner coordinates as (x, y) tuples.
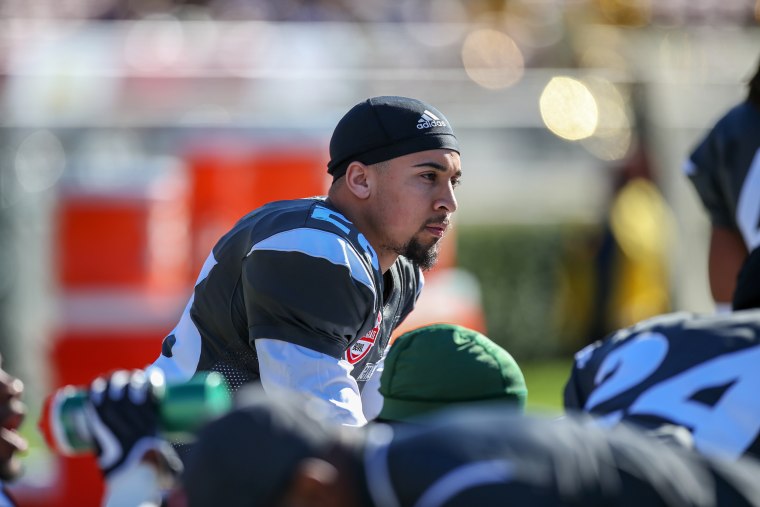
(0, 361), (27, 481)
(85, 369), (169, 478)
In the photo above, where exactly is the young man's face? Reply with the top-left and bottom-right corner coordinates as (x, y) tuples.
(366, 149), (461, 271)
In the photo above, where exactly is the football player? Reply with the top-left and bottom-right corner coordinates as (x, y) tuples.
(150, 96), (462, 426)
(683, 57), (760, 311)
(564, 247), (760, 460)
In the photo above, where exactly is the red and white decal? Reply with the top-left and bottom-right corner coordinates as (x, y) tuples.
(345, 311), (382, 364)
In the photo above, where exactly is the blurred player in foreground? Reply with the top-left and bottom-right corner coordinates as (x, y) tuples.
(367, 323), (527, 423)
(85, 322), (528, 505)
(683, 56), (760, 311)
(73, 319), (760, 505)
(564, 246), (760, 460)
(89, 380), (760, 507)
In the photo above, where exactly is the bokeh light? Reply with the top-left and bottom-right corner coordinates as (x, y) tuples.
(14, 130), (66, 193)
(461, 28), (524, 90)
(539, 76), (598, 140)
(579, 77), (633, 161)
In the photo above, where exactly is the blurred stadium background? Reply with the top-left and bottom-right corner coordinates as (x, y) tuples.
(0, 0), (759, 504)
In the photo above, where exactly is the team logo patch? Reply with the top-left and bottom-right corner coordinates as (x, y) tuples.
(345, 311), (382, 364)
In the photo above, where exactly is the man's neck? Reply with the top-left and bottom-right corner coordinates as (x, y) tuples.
(324, 197), (397, 273)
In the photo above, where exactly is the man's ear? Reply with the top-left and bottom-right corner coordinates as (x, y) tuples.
(284, 458), (340, 507)
(344, 161), (371, 199)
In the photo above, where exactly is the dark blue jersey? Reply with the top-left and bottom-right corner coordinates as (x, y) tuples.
(182, 386), (760, 507)
(153, 198), (422, 391)
(685, 101), (760, 249)
(363, 407), (760, 506)
(564, 309), (760, 460)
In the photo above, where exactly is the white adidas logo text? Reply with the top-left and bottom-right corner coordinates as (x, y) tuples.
(417, 110), (447, 129)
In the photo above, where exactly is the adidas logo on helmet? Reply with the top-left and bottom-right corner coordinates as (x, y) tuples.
(417, 110), (447, 129)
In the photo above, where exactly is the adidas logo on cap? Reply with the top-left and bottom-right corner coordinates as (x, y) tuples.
(417, 110), (447, 129)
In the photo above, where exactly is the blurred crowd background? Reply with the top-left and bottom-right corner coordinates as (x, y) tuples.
(0, 0), (759, 495)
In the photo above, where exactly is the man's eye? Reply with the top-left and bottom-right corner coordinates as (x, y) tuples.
(451, 178), (462, 188)
(422, 173), (436, 181)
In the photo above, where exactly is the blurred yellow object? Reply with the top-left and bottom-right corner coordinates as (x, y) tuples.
(610, 177), (671, 261)
(609, 178), (673, 328)
(554, 177), (674, 351)
(595, 0), (651, 26)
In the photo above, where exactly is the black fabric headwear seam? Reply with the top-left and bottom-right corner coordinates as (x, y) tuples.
(368, 99), (392, 143)
(330, 100), (390, 178)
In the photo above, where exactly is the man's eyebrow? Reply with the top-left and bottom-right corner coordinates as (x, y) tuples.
(412, 162), (462, 177)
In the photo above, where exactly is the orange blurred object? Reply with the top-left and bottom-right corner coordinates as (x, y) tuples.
(186, 142), (331, 267)
(391, 266), (488, 344)
(55, 172), (192, 292)
(17, 141), (330, 507)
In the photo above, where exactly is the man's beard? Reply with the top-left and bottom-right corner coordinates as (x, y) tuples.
(397, 237), (440, 271)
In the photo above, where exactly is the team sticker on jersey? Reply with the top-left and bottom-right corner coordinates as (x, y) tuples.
(345, 311), (382, 364)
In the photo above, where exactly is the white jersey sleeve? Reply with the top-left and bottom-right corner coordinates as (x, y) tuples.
(254, 338), (367, 427)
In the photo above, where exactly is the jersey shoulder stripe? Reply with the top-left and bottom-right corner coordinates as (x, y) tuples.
(247, 228), (375, 296)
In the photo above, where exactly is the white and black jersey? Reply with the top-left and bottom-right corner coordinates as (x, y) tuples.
(684, 101), (760, 249)
(361, 408), (760, 507)
(564, 309), (760, 460)
(153, 197), (422, 392)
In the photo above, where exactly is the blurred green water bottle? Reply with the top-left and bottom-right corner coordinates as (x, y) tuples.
(39, 370), (232, 455)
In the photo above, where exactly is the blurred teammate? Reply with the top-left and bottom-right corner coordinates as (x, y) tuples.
(683, 57), (760, 311)
(369, 323), (527, 422)
(88, 320), (530, 506)
(82, 373), (760, 507)
(564, 247), (760, 460)
(150, 96), (461, 426)
(172, 386), (760, 506)
(0, 356), (26, 507)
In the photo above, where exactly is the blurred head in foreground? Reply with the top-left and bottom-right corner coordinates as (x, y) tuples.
(376, 323), (527, 422)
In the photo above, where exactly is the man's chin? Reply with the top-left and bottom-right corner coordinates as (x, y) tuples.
(405, 245), (439, 271)
(393, 235), (441, 270)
